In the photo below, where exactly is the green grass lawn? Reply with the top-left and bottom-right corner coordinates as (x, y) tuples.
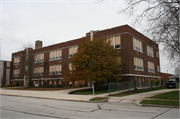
(150, 91), (179, 100)
(110, 87), (166, 97)
(140, 100), (179, 106)
(89, 97), (108, 101)
(72, 89), (108, 95)
(141, 90), (179, 106)
(72, 86), (166, 95)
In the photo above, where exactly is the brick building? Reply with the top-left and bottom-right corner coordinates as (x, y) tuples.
(160, 72), (173, 81)
(10, 25), (161, 87)
(0, 60), (11, 86)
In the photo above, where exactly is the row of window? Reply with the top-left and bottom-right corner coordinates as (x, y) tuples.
(133, 37), (159, 58)
(13, 59), (159, 77)
(33, 80), (68, 86)
(33, 67), (44, 76)
(49, 49), (62, 61)
(134, 57), (159, 73)
(33, 80), (85, 86)
(34, 53), (44, 63)
(14, 36), (159, 67)
(49, 65), (62, 75)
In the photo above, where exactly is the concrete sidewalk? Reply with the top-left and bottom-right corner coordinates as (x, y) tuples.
(107, 88), (180, 105)
(0, 87), (96, 102)
(0, 87), (179, 105)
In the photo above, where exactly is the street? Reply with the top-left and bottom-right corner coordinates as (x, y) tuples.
(0, 95), (179, 119)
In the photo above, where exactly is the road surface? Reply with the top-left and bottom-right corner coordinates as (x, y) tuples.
(0, 95), (179, 119)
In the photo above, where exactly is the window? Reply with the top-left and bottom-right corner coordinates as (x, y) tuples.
(116, 56), (122, 70)
(147, 45), (154, 57)
(148, 61), (155, 73)
(133, 37), (143, 53)
(14, 57), (20, 65)
(59, 80), (62, 85)
(25, 66), (28, 71)
(49, 80), (52, 85)
(157, 65), (160, 72)
(26, 56), (28, 61)
(49, 64), (62, 75)
(69, 46), (78, 58)
(109, 35), (121, 49)
(13, 69), (20, 77)
(33, 67), (44, 76)
(49, 49), (62, 61)
(156, 51), (159, 58)
(134, 57), (144, 71)
(34, 53), (44, 63)
(41, 81), (43, 85)
(69, 63), (72, 73)
(54, 80), (56, 85)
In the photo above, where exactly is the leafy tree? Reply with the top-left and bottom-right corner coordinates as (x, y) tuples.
(99, 0), (180, 72)
(64, 37), (123, 87)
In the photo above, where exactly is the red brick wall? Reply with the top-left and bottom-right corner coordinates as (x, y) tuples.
(161, 73), (173, 81)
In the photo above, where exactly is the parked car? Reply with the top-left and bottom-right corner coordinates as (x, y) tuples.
(166, 80), (178, 88)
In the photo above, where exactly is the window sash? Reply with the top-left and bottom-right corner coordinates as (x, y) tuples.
(110, 37), (114, 46)
(69, 63), (72, 70)
(73, 46), (77, 54)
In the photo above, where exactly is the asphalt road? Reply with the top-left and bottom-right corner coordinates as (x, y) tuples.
(0, 95), (179, 119)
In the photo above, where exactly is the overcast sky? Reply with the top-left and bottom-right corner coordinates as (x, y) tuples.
(0, 0), (174, 74)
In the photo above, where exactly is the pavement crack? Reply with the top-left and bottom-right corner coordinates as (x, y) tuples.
(150, 108), (172, 119)
(43, 105), (93, 113)
(0, 107), (67, 119)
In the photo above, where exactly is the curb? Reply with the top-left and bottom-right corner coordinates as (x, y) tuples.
(0, 94), (90, 103)
(90, 99), (108, 103)
(142, 104), (179, 108)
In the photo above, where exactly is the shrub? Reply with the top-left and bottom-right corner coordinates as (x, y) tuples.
(151, 78), (160, 86)
(16, 81), (19, 87)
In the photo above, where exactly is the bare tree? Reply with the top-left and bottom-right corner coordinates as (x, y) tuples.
(174, 65), (180, 74)
(99, 0), (180, 70)
(21, 44), (34, 87)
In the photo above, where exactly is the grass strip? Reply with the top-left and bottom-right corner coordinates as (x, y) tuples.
(89, 97), (108, 101)
(73, 89), (108, 95)
(150, 91), (179, 100)
(140, 100), (179, 106)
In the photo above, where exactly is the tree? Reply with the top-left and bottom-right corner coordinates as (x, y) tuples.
(174, 66), (180, 74)
(99, 0), (180, 71)
(64, 37), (123, 88)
